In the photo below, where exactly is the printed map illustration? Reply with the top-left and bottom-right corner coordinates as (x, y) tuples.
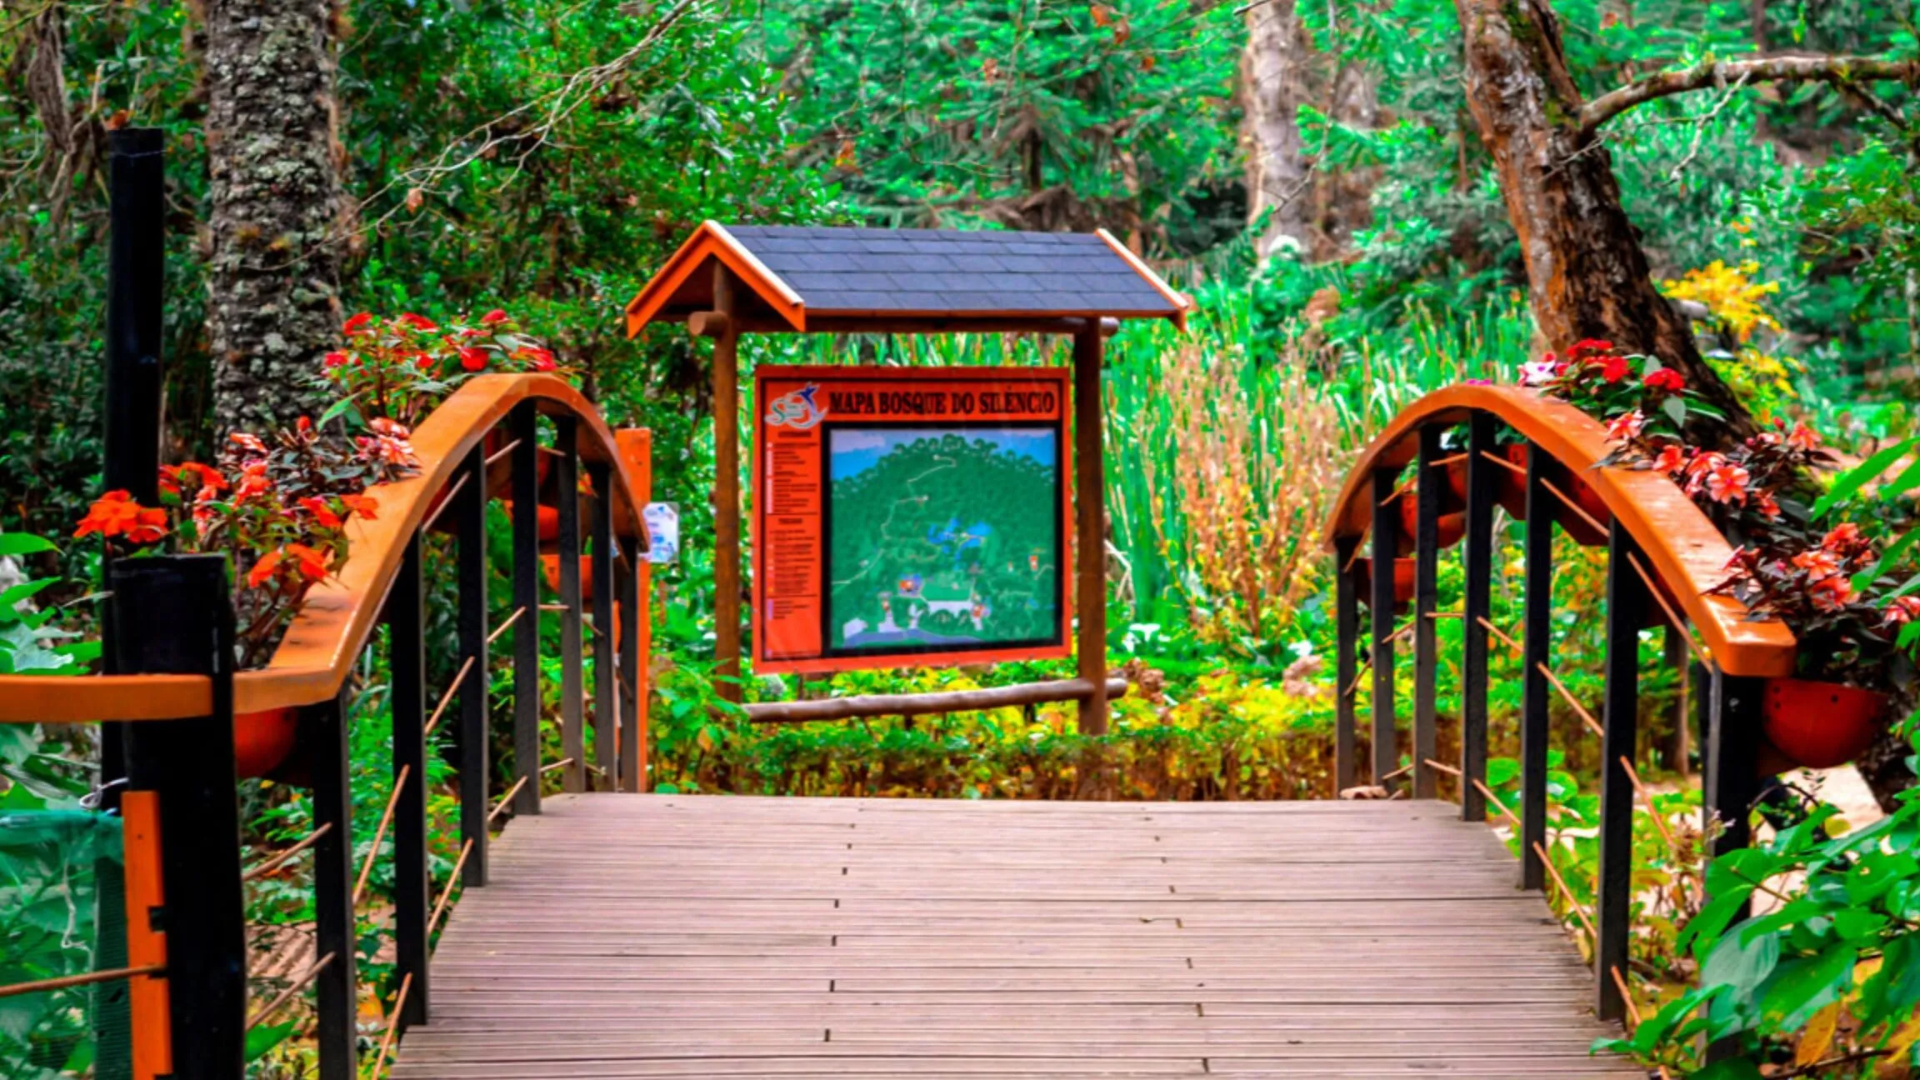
(827, 427), (1059, 651)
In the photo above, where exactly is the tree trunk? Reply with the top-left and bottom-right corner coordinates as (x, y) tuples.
(1452, 0), (1751, 438)
(205, 0), (345, 436)
(1241, 0), (1314, 265)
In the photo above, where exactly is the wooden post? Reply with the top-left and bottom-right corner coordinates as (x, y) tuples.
(1661, 622), (1691, 774)
(589, 461), (617, 788)
(509, 401), (541, 815)
(455, 445), (489, 886)
(1702, 665), (1761, 1063)
(1519, 444), (1555, 891)
(308, 685), (356, 1080)
(618, 556), (643, 791)
(1073, 324), (1108, 736)
(1369, 467), (1399, 784)
(1411, 426), (1441, 799)
(556, 417), (587, 794)
(710, 267), (743, 704)
(1597, 521), (1647, 1023)
(1459, 413), (1496, 821)
(113, 555), (244, 1080)
(1333, 536), (1359, 794)
(388, 533), (428, 1029)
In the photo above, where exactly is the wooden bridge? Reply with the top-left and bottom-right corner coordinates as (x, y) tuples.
(1, 373), (1794, 1079)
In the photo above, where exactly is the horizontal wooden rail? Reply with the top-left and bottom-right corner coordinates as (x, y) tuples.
(1323, 384), (1795, 677)
(742, 677), (1129, 724)
(0, 374), (651, 723)
(0, 964), (165, 1000)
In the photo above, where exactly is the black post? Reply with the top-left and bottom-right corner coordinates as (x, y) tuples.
(1460, 413), (1497, 821)
(114, 555), (244, 1080)
(1519, 444), (1556, 891)
(1369, 468), (1400, 785)
(309, 686), (357, 1080)
(1333, 536), (1359, 794)
(1412, 427), (1441, 799)
(510, 402), (542, 815)
(1597, 521), (1648, 1022)
(456, 446), (490, 885)
(388, 533), (428, 1030)
(618, 557), (642, 792)
(589, 461), (617, 788)
(1702, 665), (1762, 1063)
(556, 418), (587, 794)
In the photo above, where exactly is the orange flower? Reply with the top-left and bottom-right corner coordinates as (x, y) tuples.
(298, 496), (343, 528)
(234, 463), (272, 501)
(74, 490), (168, 544)
(247, 549), (284, 589)
(229, 431), (269, 456)
(339, 493), (379, 520)
(283, 543), (331, 582)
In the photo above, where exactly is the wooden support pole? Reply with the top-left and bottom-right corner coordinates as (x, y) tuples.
(1334, 536), (1359, 793)
(1519, 443), (1555, 892)
(455, 446), (489, 886)
(1460, 412), (1496, 821)
(114, 556), (245, 1080)
(589, 462), (617, 789)
(1596, 520), (1648, 1023)
(1072, 325), (1109, 735)
(618, 557), (644, 791)
(388, 534), (429, 1031)
(509, 401), (542, 815)
(555, 417), (587, 794)
(709, 267), (743, 704)
(1661, 621), (1692, 774)
(1369, 467), (1399, 784)
(308, 685), (356, 1080)
(1411, 425), (1441, 799)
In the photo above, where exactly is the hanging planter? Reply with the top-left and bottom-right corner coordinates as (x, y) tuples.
(1355, 556), (1418, 613)
(1440, 445), (1529, 519)
(233, 707), (301, 778)
(1760, 678), (1887, 769)
(1558, 472), (1613, 547)
(1394, 494), (1467, 555)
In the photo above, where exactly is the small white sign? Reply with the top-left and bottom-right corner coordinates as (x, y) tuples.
(643, 502), (679, 565)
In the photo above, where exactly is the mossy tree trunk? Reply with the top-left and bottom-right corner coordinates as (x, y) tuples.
(205, 0), (346, 437)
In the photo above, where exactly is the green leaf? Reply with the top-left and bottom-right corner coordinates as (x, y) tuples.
(0, 533), (56, 556)
(1757, 943), (1854, 1030)
(245, 1021), (297, 1062)
(1702, 924), (1779, 996)
(1691, 1060), (1765, 1080)
(1812, 436), (1918, 518)
(1662, 395), (1687, 428)
(1854, 527), (1920, 593)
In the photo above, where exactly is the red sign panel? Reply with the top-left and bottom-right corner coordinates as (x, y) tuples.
(753, 365), (1072, 674)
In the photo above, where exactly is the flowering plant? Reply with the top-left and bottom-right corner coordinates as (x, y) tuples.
(320, 309), (564, 429)
(1522, 338), (1725, 444)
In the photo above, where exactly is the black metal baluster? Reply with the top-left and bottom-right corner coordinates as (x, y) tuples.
(1412, 427), (1441, 799)
(1334, 536), (1359, 794)
(1597, 521), (1648, 1022)
(309, 683), (357, 1080)
(556, 418), (587, 793)
(1369, 468), (1400, 785)
(1520, 445), (1556, 891)
(113, 555), (244, 1080)
(389, 533), (428, 1029)
(510, 402), (541, 815)
(618, 557), (643, 792)
(1702, 665), (1762, 1062)
(456, 445), (489, 885)
(1460, 413), (1496, 820)
(589, 461), (616, 788)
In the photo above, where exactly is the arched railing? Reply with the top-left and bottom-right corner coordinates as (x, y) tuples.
(1323, 383), (1796, 1024)
(0, 373), (652, 1080)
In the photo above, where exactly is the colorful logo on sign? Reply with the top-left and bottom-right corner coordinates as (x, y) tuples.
(766, 384), (825, 431)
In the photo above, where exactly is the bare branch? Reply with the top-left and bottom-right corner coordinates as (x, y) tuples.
(1578, 53), (1918, 134)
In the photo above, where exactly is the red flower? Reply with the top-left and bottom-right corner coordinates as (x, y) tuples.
(283, 543), (331, 582)
(1704, 462), (1751, 505)
(459, 346), (489, 372)
(399, 313), (439, 333)
(1606, 410), (1647, 441)
(1885, 596), (1920, 625)
(1810, 573), (1854, 611)
(481, 309), (509, 325)
(343, 313), (373, 335)
(234, 462), (271, 501)
(515, 346), (557, 372)
(1651, 443), (1687, 475)
(339, 493), (379, 520)
(1820, 523), (1870, 559)
(1787, 423), (1822, 453)
(1569, 339), (1615, 359)
(298, 496), (343, 528)
(1792, 549), (1842, 579)
(324, 351), (350, 369)
(74, 490), (168, 544)
(247, 550), (284, 589)
(229, 431), (269, 456)
(1757, 492), (1782, 519)
(1601, 355), (1632, 383)
(1642, 369), (1685, 392)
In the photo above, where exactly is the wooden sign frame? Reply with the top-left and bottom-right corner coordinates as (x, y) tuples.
(751, 365), (1073, 675)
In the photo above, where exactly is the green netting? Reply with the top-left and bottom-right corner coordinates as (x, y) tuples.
(0, 810), (128, 1080)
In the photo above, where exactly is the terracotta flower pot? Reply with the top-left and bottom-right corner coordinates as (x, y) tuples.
(1558, 473), (1613, 547)
(1394, 495), (1467, 555)
(1355, 556), (1418, 613)
(506, 501), (560, 542)
(234, 707), (300, 778)
(1761, 678), (1886, 769)
(1496, 444), (1530, 520)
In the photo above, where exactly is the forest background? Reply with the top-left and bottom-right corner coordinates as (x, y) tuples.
(2, 0), (1919, 1076)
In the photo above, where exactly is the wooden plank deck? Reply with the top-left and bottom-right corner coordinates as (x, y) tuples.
(395, 795), (1642, 1079)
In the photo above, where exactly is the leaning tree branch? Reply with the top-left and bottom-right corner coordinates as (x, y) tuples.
(1578, 54), (1919, 134)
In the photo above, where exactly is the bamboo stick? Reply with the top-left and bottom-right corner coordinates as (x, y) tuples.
(352, 764), (411, 908)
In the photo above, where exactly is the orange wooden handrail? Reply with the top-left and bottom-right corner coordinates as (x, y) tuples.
(1325, 384), (1795, 678)
(0, 374), (650, 722)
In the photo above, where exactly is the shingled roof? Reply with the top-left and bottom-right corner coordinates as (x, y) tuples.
(624, 222), (1190, 335)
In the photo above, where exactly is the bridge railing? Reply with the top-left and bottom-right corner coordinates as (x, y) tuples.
(1324, 383), (1797, 1023)
(0, 373), (652, 1080)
